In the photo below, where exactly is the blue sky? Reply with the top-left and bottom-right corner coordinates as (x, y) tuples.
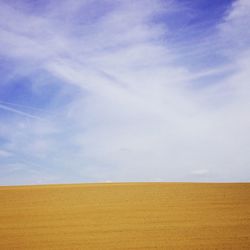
(0, 0), (250, 185)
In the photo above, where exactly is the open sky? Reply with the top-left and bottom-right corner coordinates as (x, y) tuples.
(0, 0), (250, 185)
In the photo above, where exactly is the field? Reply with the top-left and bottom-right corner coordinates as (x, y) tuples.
(0, 183), (250, 249)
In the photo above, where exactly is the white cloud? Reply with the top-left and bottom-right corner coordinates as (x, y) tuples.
(0, 0), (250, 184)
(0, 149), (12, 158)
(0, 103), (43, 120)
(191, 169), (209, 176)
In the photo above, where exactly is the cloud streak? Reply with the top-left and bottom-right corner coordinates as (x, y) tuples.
(0, 103), (44, 120)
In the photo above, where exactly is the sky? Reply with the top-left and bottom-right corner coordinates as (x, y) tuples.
(0, 0), (250, 185)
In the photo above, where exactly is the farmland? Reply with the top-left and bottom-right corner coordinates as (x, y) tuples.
(0, 183), (250, 249)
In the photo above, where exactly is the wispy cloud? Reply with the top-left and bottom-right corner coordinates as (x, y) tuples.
(0, 149), (12, 158)
(0, 0), (249, 185)
(0, 103), (44, 120)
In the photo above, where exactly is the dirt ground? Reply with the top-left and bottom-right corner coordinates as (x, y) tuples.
(0, 182), (250, 249)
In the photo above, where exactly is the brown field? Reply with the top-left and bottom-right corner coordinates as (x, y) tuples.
(0, 183), (250, 249)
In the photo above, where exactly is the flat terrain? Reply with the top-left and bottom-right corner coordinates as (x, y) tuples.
(0, 183), (250, 249)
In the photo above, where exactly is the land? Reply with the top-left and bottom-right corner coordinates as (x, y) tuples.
(0, 182), (250, 249)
